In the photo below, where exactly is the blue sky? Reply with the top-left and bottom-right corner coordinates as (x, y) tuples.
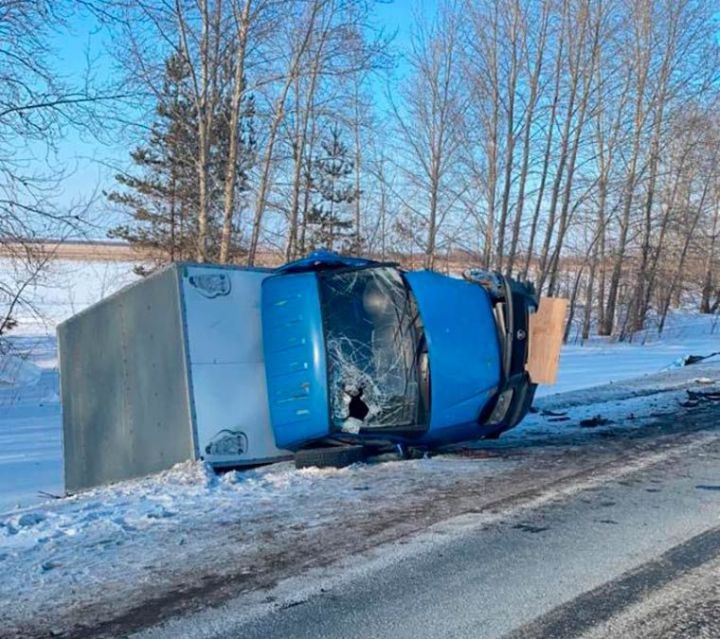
(42, 1), (428, 225)
(41, 9), (116, 216)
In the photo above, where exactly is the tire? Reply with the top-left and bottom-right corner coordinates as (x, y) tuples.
(294, 444), (366, 469)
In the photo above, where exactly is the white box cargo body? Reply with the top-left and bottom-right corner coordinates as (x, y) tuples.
(58, 263), (288, 492)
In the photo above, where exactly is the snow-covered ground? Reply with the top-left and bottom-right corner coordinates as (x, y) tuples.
(0, 336), (62, 514)
(0, 261), (140, 514)
(0, 257), (718, 636)
(2, 359), (719, 638)
(544, 313), (720, 398)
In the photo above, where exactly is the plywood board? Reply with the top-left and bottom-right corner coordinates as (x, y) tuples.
(526, 297), (568, 385)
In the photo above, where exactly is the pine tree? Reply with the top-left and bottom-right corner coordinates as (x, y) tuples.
(305, 125), (359, 253)
(107, 53), (198, 274)
(107, 53), (256, 273)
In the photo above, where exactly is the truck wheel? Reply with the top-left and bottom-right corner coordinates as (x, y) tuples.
(294, 444), (366, 469)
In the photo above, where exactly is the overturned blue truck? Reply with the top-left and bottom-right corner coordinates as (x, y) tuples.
(264, 252), (540, 466)
(58, 251), (553, 491)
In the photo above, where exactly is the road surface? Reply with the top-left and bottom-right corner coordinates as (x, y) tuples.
(135, 397), (720, 639)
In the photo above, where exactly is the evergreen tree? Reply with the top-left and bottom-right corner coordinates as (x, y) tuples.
(305, 125), (358, 253)
(107, 53), (256, 273)
(107, 53), (198, 275)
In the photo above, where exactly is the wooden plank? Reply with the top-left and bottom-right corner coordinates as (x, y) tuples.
(526, 297), (568, 385)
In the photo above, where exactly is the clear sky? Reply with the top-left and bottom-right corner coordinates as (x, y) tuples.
(42, 0), (430, 232)
(42, 8), (117, 221)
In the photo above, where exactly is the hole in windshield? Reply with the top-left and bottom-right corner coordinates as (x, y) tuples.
(318, 267), (428, 434)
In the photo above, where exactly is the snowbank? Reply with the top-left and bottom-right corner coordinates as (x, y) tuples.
(0, 452), (513, 637)
(539, 311), (719, 398)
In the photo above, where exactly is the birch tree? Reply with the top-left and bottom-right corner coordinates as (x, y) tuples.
(390, 1), (467, 270)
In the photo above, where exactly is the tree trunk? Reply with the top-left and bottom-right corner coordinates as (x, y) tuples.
(701, 202), (719, 313)
(505, 1), (549, 278)
(220, 0), (252, 263)
(247, 0), (321, 266)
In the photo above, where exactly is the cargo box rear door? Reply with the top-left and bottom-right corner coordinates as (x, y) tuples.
(262, 272), (330, 449)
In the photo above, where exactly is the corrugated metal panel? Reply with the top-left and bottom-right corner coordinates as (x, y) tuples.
(261, 272), (330, 449)
(58, 266), (195, 491)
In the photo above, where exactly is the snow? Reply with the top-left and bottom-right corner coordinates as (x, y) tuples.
(2, 258), (139, 335)
(0, 260), (140, 512)
(538, 312), (720, 398)
(0, 453), (515, 636)
(2, 361), (719, 637)
(0, 259), (719, 635)
(0, 336), (62, 514)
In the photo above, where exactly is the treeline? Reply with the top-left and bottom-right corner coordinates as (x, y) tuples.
(103, 0), (720, 339)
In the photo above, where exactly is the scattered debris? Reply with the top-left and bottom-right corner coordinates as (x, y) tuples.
(679, 388), (720, 409)
(541, 409), (568, 418)
(512, 522), (549, 534)
(579, 415), (614, 428)
(453, 449), (516, 460)
(687, 389), (720, 402)
(37, 491), (63, 500)
(682, 352), (719, 366)
(678, 399), (699, 409)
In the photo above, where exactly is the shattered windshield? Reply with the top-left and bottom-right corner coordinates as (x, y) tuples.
(318, 267), (426, 434)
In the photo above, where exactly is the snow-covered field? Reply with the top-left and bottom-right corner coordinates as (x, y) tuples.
(3, 258), (139, 335)
(0, 260), (140, 514)
(546, 313), (720, 397)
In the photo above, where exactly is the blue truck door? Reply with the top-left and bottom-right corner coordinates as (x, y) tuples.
(404, 271), (501, 431)
(261, 272), (330, 449)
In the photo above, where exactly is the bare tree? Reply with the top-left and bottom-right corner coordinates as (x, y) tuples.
(389, 1), (467, 270)
(0, 2), (109, 335)
(504, 0), (550, 277)
(219, 0), (255, 263)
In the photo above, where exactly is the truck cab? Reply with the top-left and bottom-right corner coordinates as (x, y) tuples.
(262, 252), (537, 451)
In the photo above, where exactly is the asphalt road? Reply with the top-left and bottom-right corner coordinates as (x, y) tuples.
(184, 429), (720, 639)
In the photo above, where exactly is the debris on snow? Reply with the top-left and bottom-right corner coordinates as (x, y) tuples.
(680, 352), (719, 367)
(579, 415), (614, 428)
(541, 409), (569, 418)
